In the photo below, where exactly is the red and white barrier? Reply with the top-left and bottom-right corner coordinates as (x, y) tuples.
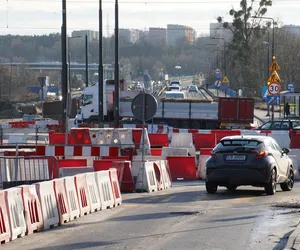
(5, 188), (26, 240)
(45, 146), (100, 157)
(54, 178), (70, 224)
(153, 162), (164, 191)
(36, 181), (59, 229)
(64, 176), (80, 220)
(135, 162), (158, 192)
(95, 171), (114, 210)
(109, 168), (122, 207)
(21, 185), (43, 234)
(74, 174), (91, 216)
(112, 161), (135, 193)
(166, 156), (197, 181)
(197, 148), (213, 180)
(157, 160), (172, 189)
(0, 190), (10, 244)
(85, 172), (101, 212)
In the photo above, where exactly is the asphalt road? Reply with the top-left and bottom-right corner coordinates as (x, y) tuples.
(3, 181), (300, 250)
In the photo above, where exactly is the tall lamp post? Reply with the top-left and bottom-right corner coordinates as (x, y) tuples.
(61, 0), (68, 133)
(114, 0), (120, 128)
(252, 16), (276, 120)
(210, 37), (226, 75)
(98, 0), (104, 126)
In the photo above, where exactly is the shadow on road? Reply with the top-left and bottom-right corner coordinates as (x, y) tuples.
(210, 215), (258, 223)
(109, 211), (201, 222)
(124, 189), (267, 205)
(31, 241), (117, 250)
(272, 229), (294, 250)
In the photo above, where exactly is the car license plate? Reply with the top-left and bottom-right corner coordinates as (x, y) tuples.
(226, 155), (246, 161)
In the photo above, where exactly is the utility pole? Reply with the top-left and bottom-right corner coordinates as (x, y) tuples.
(98, 0), (104, 126)
(114, 0), (120, 128)
(85, 34), (89, 88)
(61, 0), (68, 133)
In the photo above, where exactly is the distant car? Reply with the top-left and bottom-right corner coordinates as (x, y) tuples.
(168, 86), (182, 91)
(164, 91), (185, 99)
(258, 119), (300, 131)
(170, 80), (181, 86)
(188, 85), (198, 93)
(205, 135), (294, 195)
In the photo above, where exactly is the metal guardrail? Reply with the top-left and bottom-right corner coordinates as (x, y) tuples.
(0, 125), (49, 146)
(0, 155), (58, 189)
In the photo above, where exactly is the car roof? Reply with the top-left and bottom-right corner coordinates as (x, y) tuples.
(221, 135), (270, 142)
(264, 119), (300, 122)
(165, 91), (184, 94)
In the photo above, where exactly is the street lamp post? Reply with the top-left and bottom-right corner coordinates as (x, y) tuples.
(61, 0), (68, 133)
(114, 0), (120, 128)
(210, 37), (226, 75)
(98, 0), (104, 126)
(263, 32), (271, 117)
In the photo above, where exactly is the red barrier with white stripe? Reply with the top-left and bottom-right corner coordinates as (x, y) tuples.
(21, 185), (43, 235)
(54, 178), (70, 224)
(0, 190), (10, 244)
(75, 174), (91, 216)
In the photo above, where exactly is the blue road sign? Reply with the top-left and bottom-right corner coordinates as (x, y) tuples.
(288, 82), (295, 92)
(221, 83), (229, 91)
(266, 95), (280, 106)
(262, 86), (268, 99)
(215, 73), (221, 80)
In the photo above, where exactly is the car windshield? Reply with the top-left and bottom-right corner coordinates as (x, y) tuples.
(221, 140), (262, 147)
(169, 86), (180, 91)
(170, 81), (180, 85)
(165, 93), (184, 98)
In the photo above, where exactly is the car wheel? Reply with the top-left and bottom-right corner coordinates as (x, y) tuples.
(226, 185), (238, 192)
(280, 169), (294, 191)
(265, 169), (277, 195)
(206, 182), (218, 194)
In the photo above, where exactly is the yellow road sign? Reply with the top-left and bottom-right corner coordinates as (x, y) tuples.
(222, 76), (229, 83)
(267, 71), (281, 83)
(269, 61), (281, 71)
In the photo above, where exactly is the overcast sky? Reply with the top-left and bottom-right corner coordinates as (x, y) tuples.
(0, 0), (298, 36)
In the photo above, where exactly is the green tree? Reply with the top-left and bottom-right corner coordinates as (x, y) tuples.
(217, 0), (273, 91)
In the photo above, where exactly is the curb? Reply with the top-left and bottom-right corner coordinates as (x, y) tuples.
(285, 221), (300, 250)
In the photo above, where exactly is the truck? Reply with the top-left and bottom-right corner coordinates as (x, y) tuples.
(75, 82), (255, 129)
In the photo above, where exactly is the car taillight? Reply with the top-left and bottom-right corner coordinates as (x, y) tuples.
(211, 152), (217, 159)
(253, 150), (268, 159)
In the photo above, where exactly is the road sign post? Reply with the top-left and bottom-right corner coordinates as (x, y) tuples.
(131, 93), (158, 162)
(267, 59), (281, 121)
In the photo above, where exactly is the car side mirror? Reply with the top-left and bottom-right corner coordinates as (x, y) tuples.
(282, 148), (291, 154)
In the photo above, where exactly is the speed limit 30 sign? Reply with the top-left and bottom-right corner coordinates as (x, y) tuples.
(268, 82), (281, 95)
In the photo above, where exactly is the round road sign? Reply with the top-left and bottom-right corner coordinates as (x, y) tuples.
(131, 93), (158, 122)
(268, 82), (281, 95)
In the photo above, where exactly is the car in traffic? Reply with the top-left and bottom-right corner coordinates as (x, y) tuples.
(205, 135), (294, 195)
(164, 91), (185, 99)
(188, 85), (198, 93)
(258, 119), (300, 131)
(168, 85), (182, 91)
(170, 80), (181, 86)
